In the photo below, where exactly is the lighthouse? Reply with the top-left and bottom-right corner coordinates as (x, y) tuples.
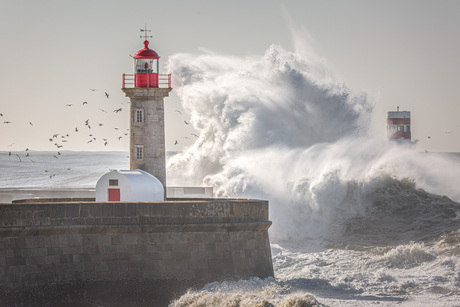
(387, 106), (411, 141)
(122, 28), (172, 198)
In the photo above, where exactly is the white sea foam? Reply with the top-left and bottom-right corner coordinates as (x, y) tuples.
(165, 38), (460, 244)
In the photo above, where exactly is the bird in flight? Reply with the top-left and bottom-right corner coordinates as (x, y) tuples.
(29, 122), (33, 126)
(90, 89), (96, 91)
(191, 133), (199, 138)
(175, 110), (182, 115)
(114, 108), (122, 113)
(184, 120), (189, 125)
(105, 92), (109, 98)
(100, 109), (107, 113)
(174, 140), (178, 145)
(4, 121), (11, 124)
(53, 134), (59, 138)
(83, 101), (88, 105)
(75, 127), (78, 132)
(66, 104), (73, 107)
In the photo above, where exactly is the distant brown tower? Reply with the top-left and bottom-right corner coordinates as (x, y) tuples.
(387, 107), (411, 141)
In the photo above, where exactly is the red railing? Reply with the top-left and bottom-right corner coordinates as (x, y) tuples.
(122, 73), (171, 88)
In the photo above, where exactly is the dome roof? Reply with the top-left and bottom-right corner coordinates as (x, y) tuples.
(134, 40), (160, 59)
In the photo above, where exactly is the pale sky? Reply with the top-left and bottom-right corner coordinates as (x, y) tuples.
(1, 0), (459, 152)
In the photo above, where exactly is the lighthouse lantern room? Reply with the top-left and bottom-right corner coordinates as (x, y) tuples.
(122, 26), (171, 89)
(133, 40), (160, 87)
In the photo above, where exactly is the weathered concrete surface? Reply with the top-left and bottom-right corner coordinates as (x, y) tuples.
(0, 199), (273, 306)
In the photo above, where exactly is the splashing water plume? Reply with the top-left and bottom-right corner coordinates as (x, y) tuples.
(165, 36), (460, 243)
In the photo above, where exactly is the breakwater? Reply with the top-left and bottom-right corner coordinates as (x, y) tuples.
(0, 199), (273, 306)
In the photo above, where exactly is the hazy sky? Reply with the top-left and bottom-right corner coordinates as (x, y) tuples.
(1, 0), (459, 152)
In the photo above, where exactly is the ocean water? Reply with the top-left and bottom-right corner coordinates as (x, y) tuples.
(3, 34), (460, 306)
(2, 153), (460, 306)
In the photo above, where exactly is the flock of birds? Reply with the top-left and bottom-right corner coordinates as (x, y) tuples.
(2, 88), (198, 179)
(2, 89), (129, 178)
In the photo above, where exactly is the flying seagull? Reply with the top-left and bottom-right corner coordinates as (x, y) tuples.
(90, 89), (96, 91)
(83, 101), (88, 105)
(29, 122), (33, 126)
(175, 110), (182, 115)
(184, 120), (189, 125)
(105, 92), (109, 98)
(114, 108), (122, 113)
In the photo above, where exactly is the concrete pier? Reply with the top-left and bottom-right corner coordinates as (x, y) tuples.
(0, 199), (273, 306)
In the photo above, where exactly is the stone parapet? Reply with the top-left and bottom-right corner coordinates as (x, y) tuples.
(0, 199), (273, 306)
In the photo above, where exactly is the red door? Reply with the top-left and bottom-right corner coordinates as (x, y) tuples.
(108, 188), (120, 201)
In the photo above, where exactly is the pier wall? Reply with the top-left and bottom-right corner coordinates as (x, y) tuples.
(0, 199), (273, 306)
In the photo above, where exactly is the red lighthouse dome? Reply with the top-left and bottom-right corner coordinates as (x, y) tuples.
(134, 40), (160, 59)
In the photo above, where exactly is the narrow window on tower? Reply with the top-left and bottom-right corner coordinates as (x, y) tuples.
(135, 109), (144, 124)
(135, 145), (144, 160)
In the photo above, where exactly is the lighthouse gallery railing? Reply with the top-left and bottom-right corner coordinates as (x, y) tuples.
(122, 73), (171, 89)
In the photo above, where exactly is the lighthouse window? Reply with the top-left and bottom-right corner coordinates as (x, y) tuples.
(136, 109), (144, 123)
(136, 145), (144, 160)
(135, 59), (158, 73)
(109, 179), (118, 186)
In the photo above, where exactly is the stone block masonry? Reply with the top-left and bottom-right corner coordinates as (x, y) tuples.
(0, 199), (273, 306)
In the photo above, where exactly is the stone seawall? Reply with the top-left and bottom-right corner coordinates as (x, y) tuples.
(0, 199), (273, 306)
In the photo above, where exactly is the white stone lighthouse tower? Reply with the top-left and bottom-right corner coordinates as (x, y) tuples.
(122, 29), (172, 197)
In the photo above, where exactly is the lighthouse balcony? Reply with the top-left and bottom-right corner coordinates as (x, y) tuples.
(122, 73), (171, 89)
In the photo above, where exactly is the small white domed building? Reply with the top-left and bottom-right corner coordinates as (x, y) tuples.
(96, 169), (164, 202)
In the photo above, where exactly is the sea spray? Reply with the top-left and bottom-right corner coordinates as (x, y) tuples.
(165, 39), (460, 244)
